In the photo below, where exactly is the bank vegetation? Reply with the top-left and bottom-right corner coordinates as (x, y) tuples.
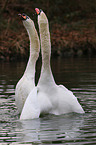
(0, 0), (96, 60)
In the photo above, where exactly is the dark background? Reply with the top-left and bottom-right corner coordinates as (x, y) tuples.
(1, 0), (96, 60)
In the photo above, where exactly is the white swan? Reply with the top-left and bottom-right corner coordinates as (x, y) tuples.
(36, 8), (84, 115)
(20, 9), (84, 120)
(15, 13), (40, 113)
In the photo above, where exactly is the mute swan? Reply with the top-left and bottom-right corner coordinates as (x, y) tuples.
(36, 8), (84, 114)
(20, 9), (84, 120)
(15, 13), (40, 113)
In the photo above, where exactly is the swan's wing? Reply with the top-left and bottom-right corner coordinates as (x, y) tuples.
(59, 85), (74, 95)
(57, 85), (84, 114)
(20, 87), (40, 120)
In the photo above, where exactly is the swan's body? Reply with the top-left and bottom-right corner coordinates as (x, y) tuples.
(15, 14), (40, 113)
(20, 9), (84, 120)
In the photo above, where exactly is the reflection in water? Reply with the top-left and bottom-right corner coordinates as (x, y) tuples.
(0, 57), (96, 144)
(16, 114), (84, 143)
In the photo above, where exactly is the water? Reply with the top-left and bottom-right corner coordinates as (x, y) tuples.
(0, 57), (96, 144)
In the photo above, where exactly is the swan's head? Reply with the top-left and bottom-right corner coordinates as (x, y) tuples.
(18, 13), (34, 28)
(18, 13), (30, 21)
(35, 8), (42, 15)
(35, 8), (48, 24)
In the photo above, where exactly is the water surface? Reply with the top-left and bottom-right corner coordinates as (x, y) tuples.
(0, 57), (96, 144)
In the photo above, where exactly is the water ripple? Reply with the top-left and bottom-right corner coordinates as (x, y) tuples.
(0, 59), (96, 144)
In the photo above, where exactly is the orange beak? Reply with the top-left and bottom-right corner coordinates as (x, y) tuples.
(35, 8), (40, 15)
(18, 14), (27, 20)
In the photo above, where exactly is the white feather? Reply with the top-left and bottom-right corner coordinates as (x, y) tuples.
(20, 87), (40, 120)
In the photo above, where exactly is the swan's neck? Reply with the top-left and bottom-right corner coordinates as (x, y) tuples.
(24, 23), (39, 79)
(38, 21), (55, 84)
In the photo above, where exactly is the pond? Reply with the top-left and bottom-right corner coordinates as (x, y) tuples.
(0, 57), (96, 144)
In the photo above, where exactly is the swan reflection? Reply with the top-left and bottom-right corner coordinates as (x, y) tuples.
(16, 114), (84, 143)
